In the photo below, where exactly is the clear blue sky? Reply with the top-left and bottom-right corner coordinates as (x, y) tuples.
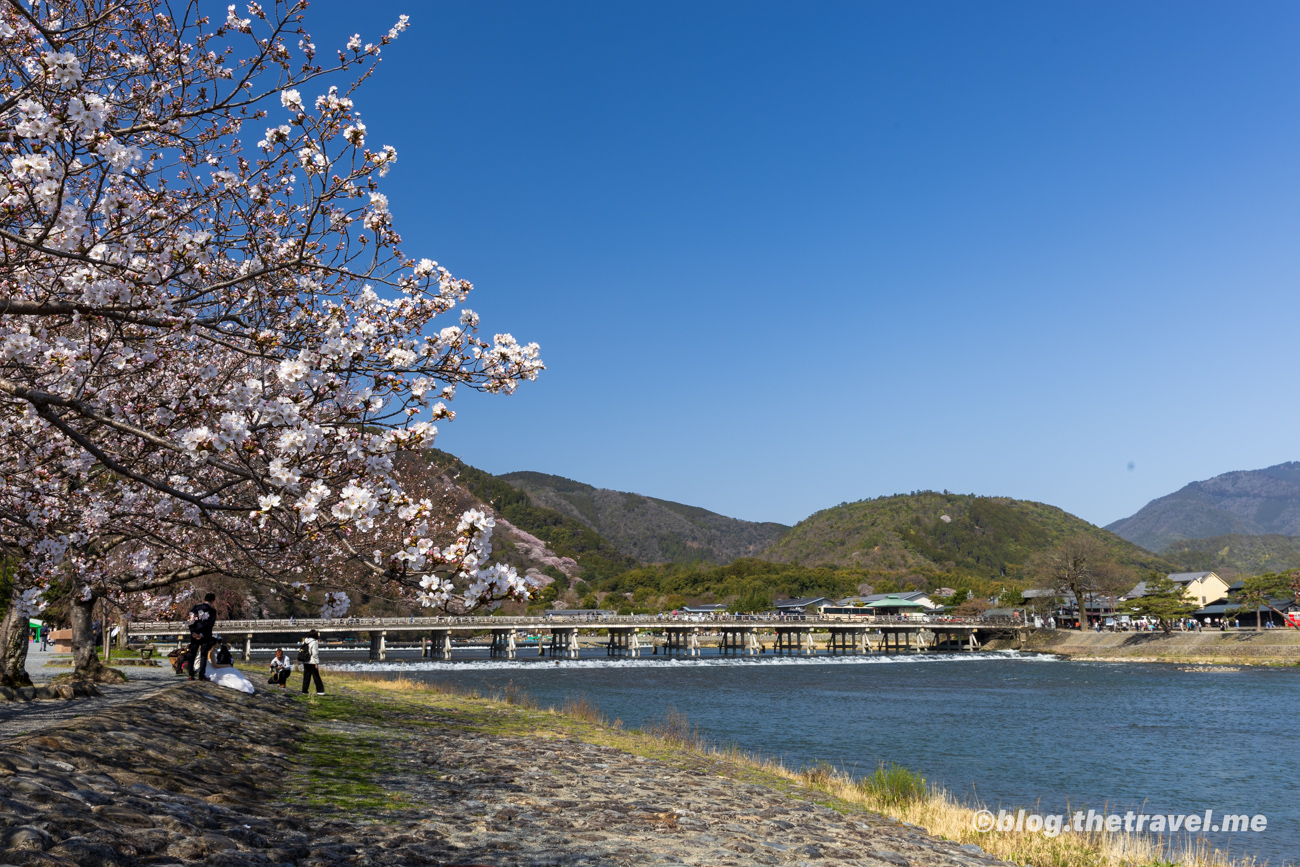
(312, 1), (1300, 529)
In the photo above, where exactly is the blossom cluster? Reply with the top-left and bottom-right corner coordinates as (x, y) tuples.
(0, 1), (541, 617)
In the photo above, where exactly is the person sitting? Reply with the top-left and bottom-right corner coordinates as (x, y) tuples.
(205, 637), (255, 694)
(268, 648), (292, 687)
(214, 640), (234, 666)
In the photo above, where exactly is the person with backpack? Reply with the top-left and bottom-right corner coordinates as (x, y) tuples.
(300, 629), (324, 694)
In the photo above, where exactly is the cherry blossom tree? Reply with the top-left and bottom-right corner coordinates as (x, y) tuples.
(0, 1), (543, 683)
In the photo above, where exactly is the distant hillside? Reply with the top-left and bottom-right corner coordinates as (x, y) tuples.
(1106, 461), (1300, 552)
(1162, 533), (1300, 578)
(420, 451), (636, 583)
(762, 491), (1171, 581)
(498, 471), (790, 565)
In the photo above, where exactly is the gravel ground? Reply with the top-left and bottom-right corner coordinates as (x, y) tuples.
(0, 648), (179, 738)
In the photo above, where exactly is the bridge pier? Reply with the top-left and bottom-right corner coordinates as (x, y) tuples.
(880, 629), (916, 654)
(718, 628), (744, 655)
(775, 627), (814, 656)
(368, 632), (382, 661)
(664, 629), (682, 656)
(243, 633), (252, 662)
(490, 629), (518, 659)
(606, 628), (642, 658)
(428, 630), (451, 659)
(549, 628), (579, 659)
(933, 629), (973, 652)
(715, 627), (759, 656)
(661, 627), (701, 657)
(827, 627), (868, 655)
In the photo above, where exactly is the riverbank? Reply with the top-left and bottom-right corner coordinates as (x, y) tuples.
(999, 628), (1300, 665)
(0, 668), (1265, 867)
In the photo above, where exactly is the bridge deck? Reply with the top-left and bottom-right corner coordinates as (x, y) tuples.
(128, 614), (1024, 635)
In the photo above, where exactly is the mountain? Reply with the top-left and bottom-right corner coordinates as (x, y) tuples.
(416, 451), (637, 584)
(497, 471), (790, 565)
(761, 491), (1171, 580)
(1161, 533), (1300, 578)
(1105, 461), (1300, 553)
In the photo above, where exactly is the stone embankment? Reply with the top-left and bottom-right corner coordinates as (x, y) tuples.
(1011, 628), (1300, 664)
(0, 677), (1011, 867)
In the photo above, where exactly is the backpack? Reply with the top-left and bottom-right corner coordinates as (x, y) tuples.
(297, 641), (311, 663)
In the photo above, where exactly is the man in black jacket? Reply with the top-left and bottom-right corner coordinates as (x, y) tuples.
(184, 593), (218, 681)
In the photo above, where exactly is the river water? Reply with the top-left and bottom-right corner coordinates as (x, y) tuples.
(335, 650), (1297, 863)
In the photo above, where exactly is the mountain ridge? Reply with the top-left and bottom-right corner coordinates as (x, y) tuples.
(1106, 461), (1300, 552)
(498, 470), (790, 565)
(762, 490), (1171, 580)
(1159, 533), (1300, 578)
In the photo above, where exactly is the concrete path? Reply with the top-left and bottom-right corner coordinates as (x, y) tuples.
(0, 646), (180, 739)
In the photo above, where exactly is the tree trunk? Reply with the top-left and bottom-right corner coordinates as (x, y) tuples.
(1069, 583), (1088, 631)
(69, 590), (126, 683)
(0, 593), (33, 688)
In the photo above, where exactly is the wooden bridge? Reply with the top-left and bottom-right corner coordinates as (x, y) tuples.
(126, 613), (1034, 661)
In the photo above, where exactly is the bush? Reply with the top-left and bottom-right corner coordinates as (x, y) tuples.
(858, 762), (927, 806)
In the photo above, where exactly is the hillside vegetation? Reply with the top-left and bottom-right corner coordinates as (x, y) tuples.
(1162, 533), (1300, 578)
(407, 458), (1180, 613)
(499, 471), (789, 565)
(1106, 461), (1300, 552)
(583, 556), (1034, 615)
(761, 491), (1171, 582)
(422, 451), (636, 583)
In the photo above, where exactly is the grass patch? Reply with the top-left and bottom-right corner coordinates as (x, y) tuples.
(281, 728), (397, 813)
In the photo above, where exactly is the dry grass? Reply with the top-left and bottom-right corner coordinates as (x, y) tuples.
(560, 693), (604, 724)
(643, 705), (706, 751)
(772, 761), (1258, 867)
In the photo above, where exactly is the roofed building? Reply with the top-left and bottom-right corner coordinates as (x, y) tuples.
(1124, 571), (1230, 607)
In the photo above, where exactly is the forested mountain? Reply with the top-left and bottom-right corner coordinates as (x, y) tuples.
(420, 451), (636, 583)
(406, 454), (1187, 613)
(497, 471), (790, 565)
(1106, 461), (1300, 552)
(1161, 533), (1300, 578)
(761, 491), (1170, 581)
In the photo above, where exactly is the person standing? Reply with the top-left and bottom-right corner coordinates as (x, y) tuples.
(184, 593), (219, 681)
(300, 629), (325, 694)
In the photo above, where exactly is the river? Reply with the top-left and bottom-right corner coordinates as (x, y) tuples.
(334, 650), (1297, 863)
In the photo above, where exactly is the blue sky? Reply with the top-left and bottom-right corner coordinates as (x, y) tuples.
(312, 1), (1300, 529)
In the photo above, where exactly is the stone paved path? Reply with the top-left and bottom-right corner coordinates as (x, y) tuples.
(0, 649), (178, 738)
